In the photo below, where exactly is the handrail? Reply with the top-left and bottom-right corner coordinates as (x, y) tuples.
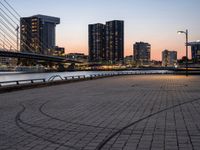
(0, 71), (173, 87)
(48, 75), (64, 82)
(64, 75), (86, 80)
(0, 78), (46, 87)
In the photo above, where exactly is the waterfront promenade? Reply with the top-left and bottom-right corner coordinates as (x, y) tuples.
(1, 75), (200, 150)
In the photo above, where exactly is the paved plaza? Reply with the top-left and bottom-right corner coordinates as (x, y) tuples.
(1, 75), (200, 150)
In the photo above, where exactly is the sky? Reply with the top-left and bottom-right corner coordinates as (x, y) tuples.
(8, 0), (200, 60)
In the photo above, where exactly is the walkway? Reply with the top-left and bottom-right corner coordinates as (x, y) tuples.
(1, 75), (200, 150)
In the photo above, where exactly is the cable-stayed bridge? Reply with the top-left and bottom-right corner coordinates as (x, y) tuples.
(0, 0), (79, 63)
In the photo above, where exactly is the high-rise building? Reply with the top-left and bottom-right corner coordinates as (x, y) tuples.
(162, 50), (177, 67)
(88, 23), (105, 62)
(105, 20), (124, 63)
(88, 20), (124, 64)
(133, 42), (151, 65)
(189, 41), (200, 63)
(20, 14), (60, 55)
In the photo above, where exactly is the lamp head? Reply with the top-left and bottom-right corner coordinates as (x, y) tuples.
(177, 31), (186, 34)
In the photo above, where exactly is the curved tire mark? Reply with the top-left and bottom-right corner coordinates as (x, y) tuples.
(15, 104), (79, 150)
(96, 97), (200, 150)
(39, 100), (116, 130)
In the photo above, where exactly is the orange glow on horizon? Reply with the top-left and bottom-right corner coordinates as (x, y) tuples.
(57, 30), (191, 61)
(57, 40), (189, 61)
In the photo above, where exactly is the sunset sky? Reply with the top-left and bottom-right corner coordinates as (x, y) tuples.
(10, 0), (200, 60)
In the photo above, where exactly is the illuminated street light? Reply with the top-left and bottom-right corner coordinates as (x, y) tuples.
(177, 29), (188, 76)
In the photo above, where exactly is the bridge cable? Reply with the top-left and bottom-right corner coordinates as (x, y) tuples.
(3, 0), (52, 53)
(0, 24), (18, 43)
(4, 0), (21, 18)
(1, 0), (57, 55)
(0, 38), (12, 50)
(0, 11), (16, 29)
(0, 1), (19, 22)
(0, 18), (17, 37)
(0, 24), (33, 52)
(0, 31), (16, 49)
(0, 14), (17, 49)
(0, 3), (37, 52)
(0, 7), (18, 26)
(0, 1), (39, 52)
(0, 27), (16, 49)
(0, 23), (17, 47)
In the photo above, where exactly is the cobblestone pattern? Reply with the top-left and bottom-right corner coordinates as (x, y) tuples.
(1, 75), (200, 150)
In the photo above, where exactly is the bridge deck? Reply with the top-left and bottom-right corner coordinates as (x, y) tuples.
(1, 75), (200, 150)
(0, 50), (80, 63)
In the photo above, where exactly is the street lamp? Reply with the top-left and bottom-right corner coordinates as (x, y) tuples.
(16, 25), (19, 51)
(178, 29), (188, 76)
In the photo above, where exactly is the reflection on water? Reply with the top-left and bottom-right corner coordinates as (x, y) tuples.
(0, 70), (172, 82)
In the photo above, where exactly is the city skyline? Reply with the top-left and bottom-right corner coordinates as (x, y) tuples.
(10, 0), (200, 60)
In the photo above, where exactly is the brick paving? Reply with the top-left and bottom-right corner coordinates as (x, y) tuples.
(1, 75), (200, 150)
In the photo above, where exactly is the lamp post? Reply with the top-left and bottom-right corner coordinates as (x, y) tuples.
(16, 25), (19, 51)
(178, 29), (188, 76)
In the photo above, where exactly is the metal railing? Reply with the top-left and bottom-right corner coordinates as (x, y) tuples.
(48, 75), (64, 82)
(64, 75), (86, 80)
(0, 78), (46, 87)
(0, 71), (173, 87)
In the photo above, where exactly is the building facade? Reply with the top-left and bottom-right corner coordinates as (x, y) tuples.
(124, 55), (134, 65)
(0, 57), (17, 67)
(189, 41), (200, 63)
(66, 53), (88, 63)
(52, 46), (65, 56)
(88, 23), (105, 62)
(133, 42), (151, 66)
(89, 20), (124, 64)
(105, 20), (124, 64)
(162, 50), (177, 67)
(20, 14), (60, 55)
(0, 57), (9, 66)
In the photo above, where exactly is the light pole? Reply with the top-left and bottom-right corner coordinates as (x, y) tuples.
(16, 25), (19, 51)
(178, 29), (188, 76)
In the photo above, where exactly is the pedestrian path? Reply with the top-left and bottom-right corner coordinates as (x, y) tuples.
(1, 75), (200, 150)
